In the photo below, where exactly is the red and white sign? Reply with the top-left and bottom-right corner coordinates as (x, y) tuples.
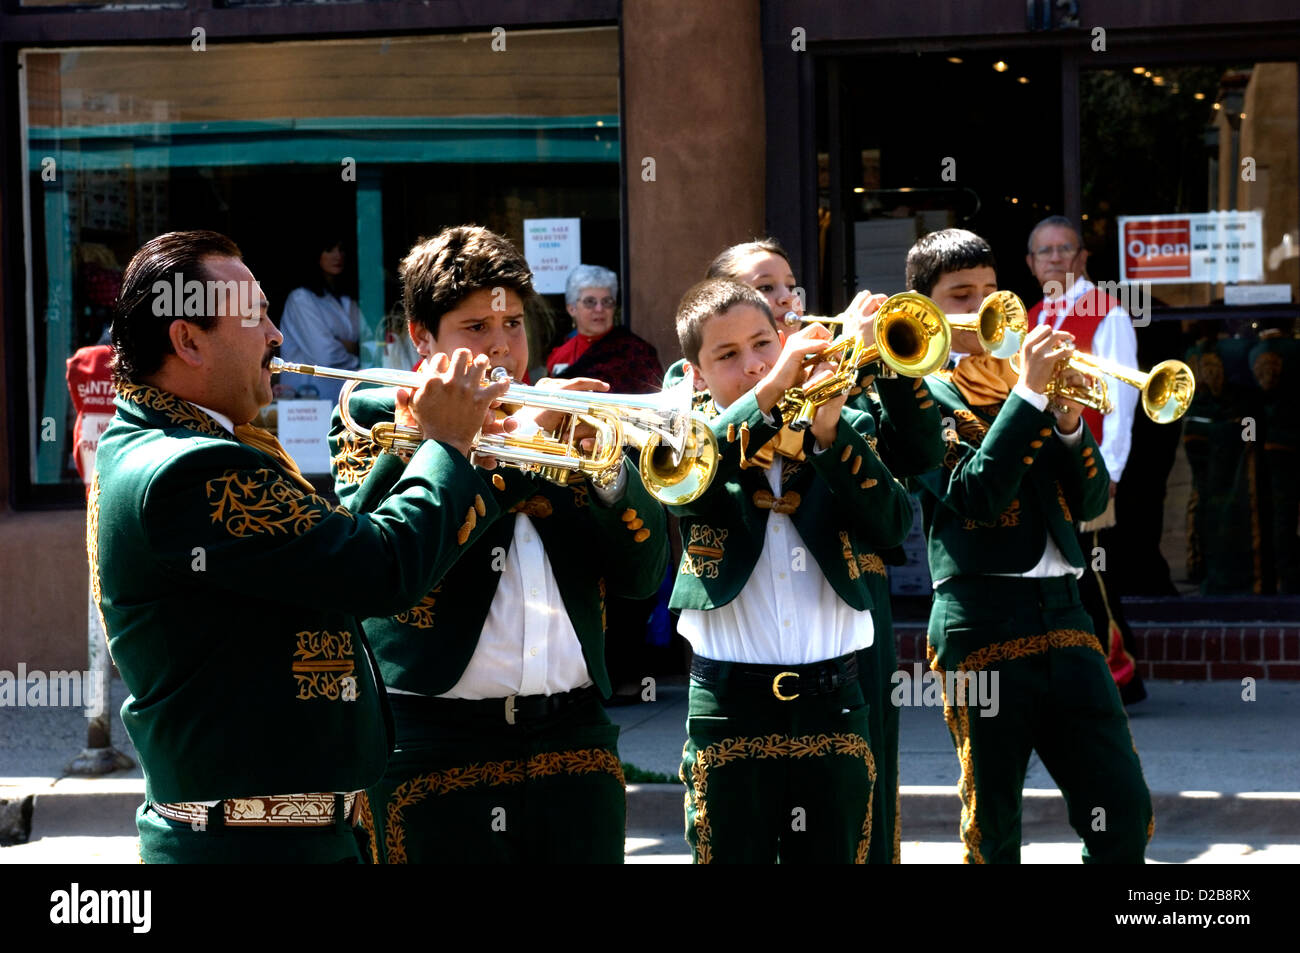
(65, 345), (115, 487)
(1118, 211), (1263, 285)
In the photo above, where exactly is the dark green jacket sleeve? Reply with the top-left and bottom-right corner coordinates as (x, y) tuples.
(917, 392), (1058, 524)
(1043, 421), (1111, 523)
(871, 374), (946, 476)
(806, 406), (915, 550)
(573, 455), (670, 600)
(145, 437), (498, 621)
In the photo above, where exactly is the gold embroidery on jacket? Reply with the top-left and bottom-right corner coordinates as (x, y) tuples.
(857, 553), (887, 577)
(86, 471), (111, 652)
(394, 586), (441, 630)
(333, 430), (385, 486)
(384, 748), (623, 863)
(685, 733), (876, 864)
(952, 408), (989, 447)
(117, 383), (228, 438)
(839, 530), (861, 580)
(962, 498), (1021, 530)
(1055, 480), (1073, 523)
(681, 524), (727, 579)
(292, 630), (357, 700)
(207, 468), (340, 537)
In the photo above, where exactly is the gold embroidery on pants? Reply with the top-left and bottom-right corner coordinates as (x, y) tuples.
(292, 630), (357, 700)
(957, 629), (1103, 673)
(893, 770), (901, 864)
(383, 748), (624, 864)
(929, 643), (983, 864)
(355, 791), (379, 865)
(686, 733), (876, 864)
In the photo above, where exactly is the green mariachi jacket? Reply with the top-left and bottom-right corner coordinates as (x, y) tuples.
(666, 384), (914, 613)
(91, 384), (494, 804)
(913, 375), (1110, 581)
(328, 386), (669, 697)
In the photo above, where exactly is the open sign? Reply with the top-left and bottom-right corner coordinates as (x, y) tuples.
(1119, 212), (1263, 285)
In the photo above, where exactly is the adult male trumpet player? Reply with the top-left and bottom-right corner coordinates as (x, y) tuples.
(329, 225), (668, 863)
(92, 230), (506, 862)
(908, 228), (1152, 863)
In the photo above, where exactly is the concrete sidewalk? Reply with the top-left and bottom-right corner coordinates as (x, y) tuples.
(3, 675), (1298, 860)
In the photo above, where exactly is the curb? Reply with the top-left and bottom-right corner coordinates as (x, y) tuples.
(627, 783), (1300, 837)
(8, 780), (1300, 842)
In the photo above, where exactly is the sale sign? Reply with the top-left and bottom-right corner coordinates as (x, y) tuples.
(1118, 211), (1263, 285)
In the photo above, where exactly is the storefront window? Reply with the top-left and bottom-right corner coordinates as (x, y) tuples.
(1081, 62), (1299, 597)
(17, 28), (620, 495)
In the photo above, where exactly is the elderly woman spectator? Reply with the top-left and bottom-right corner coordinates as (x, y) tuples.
(546, 264), (662, 395)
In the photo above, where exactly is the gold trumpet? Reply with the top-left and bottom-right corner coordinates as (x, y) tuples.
(1017, 349), (1196, 423)
(787, 290), (1027, 360)
(269, 357), (720, 505)
(779, 291), (952, 430)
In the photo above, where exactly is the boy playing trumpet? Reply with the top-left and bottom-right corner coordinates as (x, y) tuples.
(908, 228), (1152, 863)
(329, 225), (668, 863)
(669, 278), (914, 863)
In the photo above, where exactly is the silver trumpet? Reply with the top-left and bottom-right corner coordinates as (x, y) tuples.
(269, 357), (719, 505)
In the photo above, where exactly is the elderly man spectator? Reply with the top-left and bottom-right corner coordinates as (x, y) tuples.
(1025, 215), (1145, 704)
(546, 264), (662, 395)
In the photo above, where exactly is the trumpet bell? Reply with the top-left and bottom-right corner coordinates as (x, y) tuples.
(875, 292), (952, 377)
(639, 418), (720, 506)
(1142, 359), (1197, 424)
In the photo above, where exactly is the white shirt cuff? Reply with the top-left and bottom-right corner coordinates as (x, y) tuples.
(1055, 421), (1084, 446)
(590, 464), (628, 504)
(1012, 382), (1049, 412)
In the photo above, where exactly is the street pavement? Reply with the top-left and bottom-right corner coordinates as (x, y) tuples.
(2, 674), (1298, 863)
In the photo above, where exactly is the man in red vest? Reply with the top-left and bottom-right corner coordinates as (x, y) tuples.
(1025, 216), (1146, 704)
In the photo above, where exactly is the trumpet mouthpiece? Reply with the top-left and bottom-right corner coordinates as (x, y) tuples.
(783, 311), (801, 328)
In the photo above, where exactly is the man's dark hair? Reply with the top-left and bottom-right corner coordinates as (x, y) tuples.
(1027, 214), (1082, 254)
(400, 225), (535, 337)
(110, 230), (242, 386)
(705, 237), (792, 281)
(675, 278), (775, 366)
(905, 228), (998, 296)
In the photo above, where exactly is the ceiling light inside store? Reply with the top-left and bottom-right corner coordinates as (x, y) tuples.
(1017, 76), (1029, 84)
(1144, 71), (1152, 77)
(993, 61), (1008, 72)
(1240, 113), (1247, 120)
(1213, 102), (1221, 110)
(853, 187), (865, 193)
(1194, 92), (1206, 100)
(1011, 197), (1019, 204)
(1132, 67), (1145, 74)
(1152, 76), (1165, 86)
(947, 56), (963, 64)
(1081, 214), (1089, 220)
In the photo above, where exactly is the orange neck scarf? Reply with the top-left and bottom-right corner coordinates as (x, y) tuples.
(950, 354), (1018, 407)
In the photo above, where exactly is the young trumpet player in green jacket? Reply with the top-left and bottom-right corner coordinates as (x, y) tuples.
(667, 278), (914, 863)
(328, 226), (668, 864)
(907, 228), (1152, 863)
(692, 238), (945, 863)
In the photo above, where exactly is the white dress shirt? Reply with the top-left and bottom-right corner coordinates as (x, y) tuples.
(436, 514), (593, 699)
(1037, 276), (1138, 481)
(279, 287), (364, 407)
(678, 454), (875, 665)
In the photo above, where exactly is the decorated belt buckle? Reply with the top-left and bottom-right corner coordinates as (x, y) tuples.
(772, 671), (800, 702)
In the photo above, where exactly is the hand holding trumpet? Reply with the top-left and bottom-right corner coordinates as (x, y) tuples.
(392, 349), (512, 463)
(1017, 324), (1089, 434)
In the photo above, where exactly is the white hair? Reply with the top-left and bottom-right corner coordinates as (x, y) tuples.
(565, 264), (618, 306)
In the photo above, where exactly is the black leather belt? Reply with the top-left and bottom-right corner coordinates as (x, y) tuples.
(691, 653), (859, 701)
(390, 685), (600, 725)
